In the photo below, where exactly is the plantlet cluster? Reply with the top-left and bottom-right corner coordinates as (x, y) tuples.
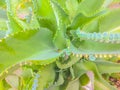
(0, 0), (120, 90)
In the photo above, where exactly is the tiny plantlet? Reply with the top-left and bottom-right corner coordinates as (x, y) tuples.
(1, 0), (120, 90)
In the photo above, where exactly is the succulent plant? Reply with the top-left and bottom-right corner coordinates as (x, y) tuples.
(1, 0), (120, 90)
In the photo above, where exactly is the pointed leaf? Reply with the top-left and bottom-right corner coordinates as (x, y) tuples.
(0, 28), (61, 73)
(51, 0), (69, 49)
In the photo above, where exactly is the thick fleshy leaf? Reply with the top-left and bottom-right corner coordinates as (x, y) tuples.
(71, 39), (120, 54)
(95, 60), (120, 74)
(66, 0), (78, 20)
(76, 29), (120, 44)
(32, 0), (54, 18)
(51, 0), (68, 49)
(69, 13), (99, 30)
(77, 0), (104, 16)
(99, 9), (120, 32)
(56, 55), (80, 69)
(53, 0), (68, 13)
(53, 30), (67, 49)
(50, 0), (70, 27)
(69, 9), (108, 30)
(37, 17), (57, 33)
(82, 20), (99, 32)
(0, 28), (61, 73)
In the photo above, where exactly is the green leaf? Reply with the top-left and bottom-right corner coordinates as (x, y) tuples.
(66, 0), (78, 20)
(99, 9), (120, 32)
(32, 0), (54, 18)
(0, 28), (61, 74)
(37, 17), (57, 33)
(36, 64), (56, 90)
(69, 13), (97, 29)
(56, 55), (80, 69)
(72, 39), (120, 54)
(66, 79), (80, 90)
(79, 73), (90, 86)
(53, 30), (67, 49)
(95, 60), (120, 74)
(54, 72), (64, 86)
(82, 20), (99, 32)
(51, 0), (69, 49)
(69, 9), (108, 30)
(77, 0), (105, 16)
(50, 0), (70, 27)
